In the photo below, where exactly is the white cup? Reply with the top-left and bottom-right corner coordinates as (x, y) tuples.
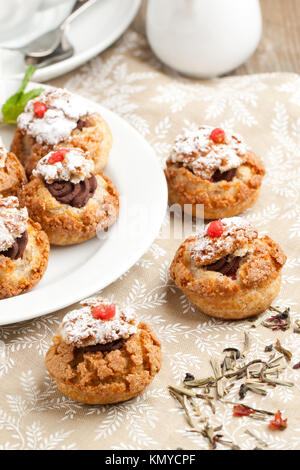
(146, 0), (262, 78)
(0, 0), (41, 33)
(0, 0), (72, 38)
(39, 0), (71, 10)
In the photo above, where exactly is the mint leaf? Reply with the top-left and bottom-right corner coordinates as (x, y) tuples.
(1, 66), (44, 123)
(19, 64), (36, 93)
(2, 88), (44, 124)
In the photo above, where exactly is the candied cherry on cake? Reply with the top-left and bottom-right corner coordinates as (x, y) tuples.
(210, 127), (225, 144)
(206, 219), (224, 238)
(48, 148), (70, 164)
(33, 101), (47, 118)
(92, 304), (116, 320)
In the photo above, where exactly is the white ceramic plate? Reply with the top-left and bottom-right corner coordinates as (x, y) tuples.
(0, 0), (141, 82)
(0, 80), (167, 325)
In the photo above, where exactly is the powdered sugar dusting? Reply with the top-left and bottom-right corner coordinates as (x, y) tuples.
(0, 137), (7, 168)
(190, 217), (258, 265)
(60, 297), (138, 348)
(170, 126), (247, 180)
(18, 88), (95, 146)
(0, 197), (28, 252)
(33, 148), (94, 184)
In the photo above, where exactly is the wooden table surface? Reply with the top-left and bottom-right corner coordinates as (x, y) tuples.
(238, 0), (300, 75)
(135, 0), (300, 76)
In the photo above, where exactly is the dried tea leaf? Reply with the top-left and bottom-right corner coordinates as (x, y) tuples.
(269, 306), (290, 320)
(263, 307), (291, 331)
(169, 385), (196, 398)
(239, 384), (249, 400)
(184, 373), (195, 382)
(204, 424), (217, 449)
(169, 389), (198, 429)
(239, 383), (267, 399)
(293, 320), (300, 333)
(248, 414), (267, 422)
(260, 365), (294, 387)
(223, 400), (275, 416)
(243, 332), (250, 357)
(249, 311), (270, 328)
(223, 348), (241, 360)
(183, 376), (216, 388)
(250, 306), (290, 331)
(245, 430), (268, 448)
(168, 330), (293, 451)
(205, 397), (216, 415)
(182, 394), (196, 429)
(222, 356), (235, 373)
(224, 360), (264, 379)
(274, 339), (292, 362)
(267, 354), (285, 367)
(191, 424), (223, 450)
(210, 357), (224, 398)
(216, 438), (240, 450)
(189, 397), (205, 420)
(245, 383), (267, 397)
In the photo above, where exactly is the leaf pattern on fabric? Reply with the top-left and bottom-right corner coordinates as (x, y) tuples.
(1, 30), (300, 450)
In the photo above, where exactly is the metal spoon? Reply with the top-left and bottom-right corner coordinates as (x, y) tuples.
(3, 0), (98, 59)
(25, 35), (74, 68)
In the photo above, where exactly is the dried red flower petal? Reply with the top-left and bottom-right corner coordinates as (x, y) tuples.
(210, 128), (226, 144)
(34, 101), (47, 118)
(92, 304), (116, 320)
(207, 219), (224, 238)
(269, 410), (287, 430)
(233, 405), (256, 417)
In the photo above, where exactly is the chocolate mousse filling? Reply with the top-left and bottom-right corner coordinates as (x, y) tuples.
(46, 175), (97, 208)
(211, 168), (237, 182)
(77, 118), (90, 131)
(175, 162), (237, 182)
(206, 255), (242, 276)
(0, 231), (28, 260)
(77, 337), (129, 355)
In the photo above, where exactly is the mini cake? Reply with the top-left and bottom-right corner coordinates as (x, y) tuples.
(45, 297), (162, 405)
(165, 126), (265, 219)
(170, 217), (286, 320)
(20, 147), (119, 245)
(0, 138), (27, 197)
(10, 88), (112, 176)
(0, 196), (49, 299)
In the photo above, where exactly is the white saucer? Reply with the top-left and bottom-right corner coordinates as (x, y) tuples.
(0, 0), (141, 82)
(0, 80), (167, 325)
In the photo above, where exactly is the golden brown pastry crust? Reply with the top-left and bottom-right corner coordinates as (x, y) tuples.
(165, 151), (265, 219)
(0, 151), (27, 197)
(45, 322), (162, 405)
(0, 219), (49, 299)
(10, 112), (112, 177)
(170, 235), (286, 320)
(19, 171), (119, 246)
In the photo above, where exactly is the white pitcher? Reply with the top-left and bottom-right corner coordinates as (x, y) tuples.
(146, 0), (262, 78)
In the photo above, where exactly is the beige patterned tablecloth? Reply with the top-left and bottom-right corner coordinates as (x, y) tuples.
(1, 29), (300, 450)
